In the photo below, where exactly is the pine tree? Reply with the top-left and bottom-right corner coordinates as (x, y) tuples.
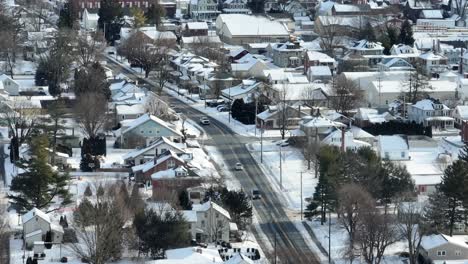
(97, 184), (105, 197)
(304, 200), (320, 219)
(57, 0), (79, 28)
(145, 0), (165, 26)
(84, 185), (93, 197)
(98, 0), (123, 41)
(178, 190), (192, 210)
(399, 20), (415, 46)
(424, 190), (450, 233)
(45, 231), (53, 249)
(8, 135), (71, 211)
(438, 160), (468, 236)
(360, 22), (376, 42)
(26, 257), (33, 264)
(457, 144), (468, 163)
(63, 215), (69, 228)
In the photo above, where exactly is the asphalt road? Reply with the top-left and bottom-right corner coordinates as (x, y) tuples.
(106, 58), (320, 263)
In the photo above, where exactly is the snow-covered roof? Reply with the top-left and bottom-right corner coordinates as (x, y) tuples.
(413, 99), (449, 111)
(333, 4), (361, 12)
(421, 234), (448, 250)
(419, 51), (445, 60)
(182, 210), (198, 222)
(25, 229), (43, 238)
(302, 116), (346, 128)
(221, 80), (261, 98)
(421, 9), (443, 19)
(308, 66), (332, 76)
(115, 104), (145, 115)
(192, 201), (231, 220)
(123, 137), (185, 160)
(154, 247), (223, 263)
(455, 105), (468, 119)
(350, 126), (375, 139)
(225, 253), (255, 264)
(133, 150), (185, 173)
(349, 39), (384, 51)
(217, 14), (289, 37)
(378, 135), (408, 151)
(306, 51), (335, 63)
(151, 166), (188, 179)
(186, 22), (208, 30)
(22, 208), (50, 223)
(122, 114), (182, 136)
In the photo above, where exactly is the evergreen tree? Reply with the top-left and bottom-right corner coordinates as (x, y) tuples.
(74, 62), (111, 99)
(178, 190), (192, 210)
(379, 27), (398, 55)
(130, 184), (144, 213)
(145, 0), (165, 26)
(84, 185), (93, 197)
(63, 215), (69, 228)
(8, 135), (71, 211)
(247, 0), (265, 13)
(399, 20), (415, 46)
(35, 60), (48, 86)
(134, 209), (190, 258)
(424, 190), (450, 233)
(26, 257), (33, 264)
(379, 160), (414, 208)
(58, 0), (79, 28)
(359, 22), (376, 42)
(457, 144), (468, 163)
(304, 200), (320, 219)
(45, 231), (53, 249)
(438, 160), (467, 236)
(221, 189), (253, 227)
(97, 184), (105, 197)
(98, 0), (123, 41)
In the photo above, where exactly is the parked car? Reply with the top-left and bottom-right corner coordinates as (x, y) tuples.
(217, 106), (230, 112)
(200, 117), (210, 125)
(206, 100), (225, 107)
(252, 189), (261, 200)
(275, 139), (289, 147)
(234, 162), (243, 171)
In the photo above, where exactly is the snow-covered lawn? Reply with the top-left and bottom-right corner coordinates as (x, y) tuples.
(246, 141), (317, 211)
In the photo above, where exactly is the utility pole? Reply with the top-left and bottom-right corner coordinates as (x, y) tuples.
(255, 95), (258, 136)
(299, 171), (303, 220)
(260, 121), (263, 163)
(274, 233), (277, 264)
(328, 208), (332, 264)
(279, 145), (283, 190)
(228, 85), (231, 123)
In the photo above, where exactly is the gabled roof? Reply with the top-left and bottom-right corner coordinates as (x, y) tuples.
(22, 208), (50, 224)
(455, 105), (468, 119)
(192, 200), (231, 220)
(123, 136), (186, 160)
(122, 114), (182, 136)
(413, 99), (449, 110)
(132, 150), (185, 173)
(378, 135), (409, 151)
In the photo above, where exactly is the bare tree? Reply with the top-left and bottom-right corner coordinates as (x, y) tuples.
(337, 184), (374, 260)
(396, 197), (431, 264)
(74, 92), (108, 139)
(1, 99), (41, 162)
(276, 84), (290, 140)
(452, 0), (468, 22)
(69, 184), (127, 264)
(399, 66), (432, 104)
(76, 31), (106, 67)
(144, 92), (172, 121)
(316, 16), (343, 56)
(330, 75), (363, 114)
(302, 140), (319, 171)
(0, 188), (9, 263)
(354, 203), (400, 264)
(0, 4), (23, 78)
(119, 32), (176, 78)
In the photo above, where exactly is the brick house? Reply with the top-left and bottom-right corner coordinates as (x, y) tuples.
(131, 150), (187, 181)
(151, 166), (202, 200)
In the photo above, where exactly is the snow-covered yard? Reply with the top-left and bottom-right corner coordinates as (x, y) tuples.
(246, 140), (317, 211)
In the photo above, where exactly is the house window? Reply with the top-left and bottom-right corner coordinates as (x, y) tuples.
(201, 220), (205, 227)
(455, 251), (461, 256)
(168, 159), (176, 168)
(401, 152), (405, 158)
(216, 213), (219, 218)
(437, 251), (446, 256)
(140, 130), (144, 133)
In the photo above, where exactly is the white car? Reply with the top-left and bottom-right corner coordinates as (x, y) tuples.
(235, 162), (243, 171)
(200, 117), (210, 125)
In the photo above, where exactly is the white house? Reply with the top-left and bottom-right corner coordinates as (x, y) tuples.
(123, 136), (186, 165)
(420, 234), (468, 261)
(185, 201), (233, 243)
(270, 42), (304, 68)
(82, 9), (99, 31)
(0, 74), (20, 95)
(321, 129), (371, 151)
(407, 99), (454, 130)
(22, 208), (63, 248)
(307, 66), (332, 83)
(222, 0), (250, 14)
(453, 105), (468, 127)
(377, 135), (410, 161)
(189, 0), (220, 20)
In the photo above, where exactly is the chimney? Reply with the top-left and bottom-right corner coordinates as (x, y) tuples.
(341, 128), (346, 152)
(461, 121), (468, 143)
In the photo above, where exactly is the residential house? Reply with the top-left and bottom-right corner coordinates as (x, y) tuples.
(229, 48), (250, 62)
(181, 36), (222, 49)
(284, 0), (308, 17)
(321, 128), (371, 151)
(299, 115), (346, 141)
(420, 234), (468, 261)
(354, 108), (394, 127)
(183, 22), (209, 37)
(256, 105), (310, 129)
(186, 201), (232, 242)
(221, 79), (264, 100)
(303, 51), (336, 75)
(215, 14), (289, 45)
(307, 66), (332, 83)
(133, 150), (188, 181)
(0, 74), (20, 95)
(417, 51), (448, 77)
(82, 9), (98, 30)
(115, 104), (145, 123)
(151, 165), (201, 200)
(407, 98), (454, 130)
(123, 136), (186, 165)
(377, 58), (414, 71)
(222, 0), (250, 14)
(377, 135), (410, 161)
(331, 4), (369, 15)
(404, 0), (432, 22)
(189, 0), (220, 20)
(345, 39), (385, 68)
(118, 114), (182, 148)
(270, 42), (304, 68)
(22, 208), (63, 248)
(390, 44), (420, 64)
(453, 105), (468, 127)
